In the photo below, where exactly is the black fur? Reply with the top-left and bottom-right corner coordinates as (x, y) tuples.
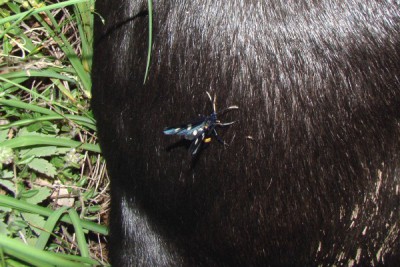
(92, 1), (400, 266)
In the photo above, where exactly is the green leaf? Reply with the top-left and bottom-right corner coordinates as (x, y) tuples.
(17, 155), (35, 165)
(26, 122), (42, 132)
(50, 156), (65, 168)
(19, 146), (70, 158)
(41, 121), (59, 135)
(0, 206), (11, 213)
(9, 219), (28, 232)
(86, 205), (101, 213)
(20, 146), (57, 158)
(24, 187), (51, 205)
(1, 170), (13, 179)
(82, 188), (95, 200)
(17, 127), (53, 137)
(0, 221), (9, 236)
(20, 189), (39, 199)
(1, 135), (101, 154)
(76, 176), (87, 187)
(0, 178), (15, 194)
(21, 212), (46, 236)
(27, 158), (57, 177)
(0, 130), (8, 142)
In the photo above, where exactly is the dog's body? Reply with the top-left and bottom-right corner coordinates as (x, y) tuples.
(92, 1), (400, 265)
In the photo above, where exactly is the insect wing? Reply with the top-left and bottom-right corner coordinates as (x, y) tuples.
(189, 132), (206, 156)
(163, 121), (206, 140)
(163, 126), (186, 135)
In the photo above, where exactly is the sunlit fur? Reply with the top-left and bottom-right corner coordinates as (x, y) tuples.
(92, 1), (400, 266)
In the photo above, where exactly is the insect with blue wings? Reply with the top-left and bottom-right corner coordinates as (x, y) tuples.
(163, 92), (239, 156)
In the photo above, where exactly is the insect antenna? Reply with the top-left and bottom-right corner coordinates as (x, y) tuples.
(206, 91), (217, 113)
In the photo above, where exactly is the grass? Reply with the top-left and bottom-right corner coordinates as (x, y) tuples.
(0, 0), (109, 266)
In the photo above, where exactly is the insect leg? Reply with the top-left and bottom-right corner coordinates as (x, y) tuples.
(216, 121), (236, 127)
(219, 105), (239, 115)
(212, 129), (229, 146)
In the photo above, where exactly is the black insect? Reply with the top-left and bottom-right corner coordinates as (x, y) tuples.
(163, 92), (239, 156)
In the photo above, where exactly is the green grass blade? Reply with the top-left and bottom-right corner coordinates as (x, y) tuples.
(46, 252), (103, 265)
(0, 98), (59, 116)
(0, 98), (97, 130)
(0, 114), (97, 131)
(0, 95), (92, 118)
(68, 209), (89, 258)
(0, 76), (49, 100)
(0, 235), (84, 267)
(1, 69), (76, 84)
(0, 136), (101, 153)
(143, 0), (153, 84)
(35, 206), (69, 250)
(0, 77), (27, 91)
(0, 77), (77, 113)
(0, 9), (34, 40)
(74, 1), (94, 73)
(1, 0), (107, 262)
(0, 0), (90, 25)
(0, 195), (108, 235)
(33, 12), (91, 96)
